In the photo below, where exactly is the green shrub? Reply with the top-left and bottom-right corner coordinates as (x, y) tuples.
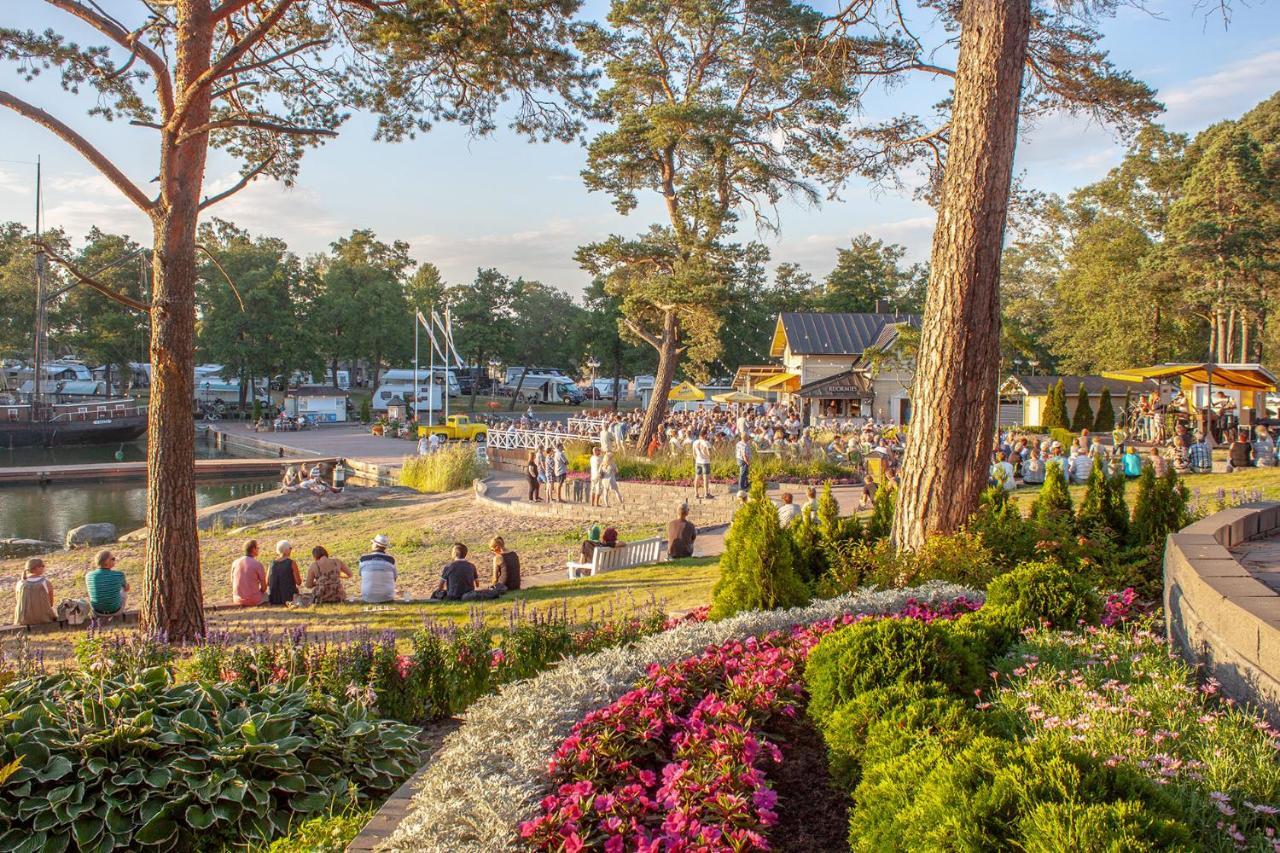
(0, 669), (419, 851)
(358, 398), (371, 424)
(1076, 458), (1129, 540)
(252, 399), (263, 422)
(822, 682), (981, 790)
(1130, 465), (1191, 548)
(567, 446), (852, 484)
(1031, 461), (1073, 524)
(1093, 388), (1115, 432)
(1043, 379), (1069, 432)
(1071, 383), (1095, 432)
(967, 488), (1038, 569)
(261, 802), (375, 852)
(865, 483), (896, 541)
(789, 513), (824, 585)
(710, 479), (810, 619)
(984, 559), (1101, 629)
(816, 531), (999, 597)
(817, 481), (842, 543)
(806, 618), (984, 726)
(1019, 800), (1186, 853)
(398, 443), (485, 493)
(1050, 427), (1076, 451)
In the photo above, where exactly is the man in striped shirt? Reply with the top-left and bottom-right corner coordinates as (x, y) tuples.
(359, 535), (398, 603)
(85, 549), (129, 615)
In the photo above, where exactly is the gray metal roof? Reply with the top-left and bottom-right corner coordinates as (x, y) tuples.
(1010, 375), (1145, 397)
(778, 313), (920, 356)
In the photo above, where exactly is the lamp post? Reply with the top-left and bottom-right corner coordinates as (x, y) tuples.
(586, 356), (600, 413)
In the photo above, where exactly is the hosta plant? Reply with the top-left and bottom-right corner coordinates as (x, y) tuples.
(0, 668), (420, 851)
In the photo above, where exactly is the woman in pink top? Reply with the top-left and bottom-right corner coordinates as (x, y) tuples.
(231, 539), (267, 606)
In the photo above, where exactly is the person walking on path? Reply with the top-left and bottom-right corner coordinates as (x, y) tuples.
(230, 541), (265, 608)
(692, 430), (713, 499)
(601, 451), (624, 507)
(13, 558), (56, 626)
(267, 540), (302, 606)
(735, 435), (751, 493)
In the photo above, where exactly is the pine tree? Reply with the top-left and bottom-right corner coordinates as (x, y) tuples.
(817, 481), (842, 544)
(1131, 466), (1191, 547)
(1129, 464), (1157, 546)
(710, 478), (810, 619)
(790, 512), (823, 584)
(1077, 457), (1128, 538)
(1093, 387), (1115, 432)
(1043, 379), (1068, 431)
(1071, 382), (1095, 432)
(1032, 461), (1073, 523)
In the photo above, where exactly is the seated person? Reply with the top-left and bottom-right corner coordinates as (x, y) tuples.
(489, 537), (521, 592)
(14, 558), (56, 626)
(305, 545), (352, 604)
(1254, 427), (1277, 468)
(281, 465), (302, 492)
(1121, 446), (1143, 479)
(300, 465), (329, 495)
(1022, 448), (1045, 485)
(666, 504), (698, 559)
(600, 527), (622, 549)
(776, 492), (800, 527)
(580, 524), (603, 563)
(230, 540), (266, 607)
(86, 550), (130, 615)
(359, 535), (398, 603)
(433, 543), (478, 600)
(1228, 431), (1255, 472)
(1187, 433), (1213, 474)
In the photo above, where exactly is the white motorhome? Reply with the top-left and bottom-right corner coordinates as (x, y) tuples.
(194, 365), (269, 406)
(370, 382), (444, 413)
(382, 368), (459, 397)
(503, 372), (584, 405)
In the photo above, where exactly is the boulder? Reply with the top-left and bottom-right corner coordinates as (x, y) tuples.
(0, 538), (59, 559)
(65, 522), (118, 549)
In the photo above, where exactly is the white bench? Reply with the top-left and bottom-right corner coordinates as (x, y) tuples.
(566, 537), (664, 579)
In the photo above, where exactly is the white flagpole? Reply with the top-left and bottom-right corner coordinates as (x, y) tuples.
(427, 307), (435, 427)
(443, 307), (450, 422)
(413, 311), (419, 426)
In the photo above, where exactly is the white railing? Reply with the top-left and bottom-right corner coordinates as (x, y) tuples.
(486, 427), (600, 451)
(566, 415), (609, 433)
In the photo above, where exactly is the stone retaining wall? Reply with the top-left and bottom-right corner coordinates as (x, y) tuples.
(1165, 502), (1280, 723)
(474, 476), (736, 526)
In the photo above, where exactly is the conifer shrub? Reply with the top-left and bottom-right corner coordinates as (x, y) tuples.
(816, 532), (999, 597)
(709, 479), (810, 619)
(1071, 383), (1095, 432)
(1076, 458), (1129, 539)
(1031, 461), (1073, 523)
(967, 487), (1038, 569)
(1049, 427), (1076, 450)
(1093, 387), (1115, 432)
(806, 618), (984, 726)
(984, 559), (1101, 629)
(1130, 465), (1191, 548)
(816, 481), (842, 543)
(866, 483), (896, 541)
(1042, 379), (1068, 432)
(789, 513), (824, 584)
(358, 398), (371, 423)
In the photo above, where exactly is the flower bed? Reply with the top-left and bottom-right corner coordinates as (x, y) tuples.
(381, 582), (980, 852)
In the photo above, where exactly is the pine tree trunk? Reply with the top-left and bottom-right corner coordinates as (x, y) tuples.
(1242, 318), (1251, 363)
(1226, 306), (1237, 363)
(140, 1), (214, 640)
(891, 0), (1031, 552)
(636, 310), (679, 451)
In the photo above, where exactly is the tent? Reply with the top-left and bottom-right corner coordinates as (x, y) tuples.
(1101, 363), (1277, 393)
(755, 371), (800, 393)
(668, 381), (706, 402)
(711, 390), (765, 404)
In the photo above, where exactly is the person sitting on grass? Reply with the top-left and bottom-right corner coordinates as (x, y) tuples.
(489, 537), (521, 592)
(267, 540), (302, 606)
(359, 534), (398, 603)
(230, 540), (266, 607)
(666, 504), (697, 559)
(87, 549), (130, 616)
(433, 542), (478, 600)
(1254, 426), (1277, 468)
(1122, 445), (1143, 479)
(14, 557), (56, 626)
(1022, 447), (1045, 486)
(1187, 432), (1213, 474)
(305, 545), (352, 604)
(800, 486), (819, 523)
(1228, 430), (1255, 472)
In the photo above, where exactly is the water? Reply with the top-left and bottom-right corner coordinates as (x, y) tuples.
(0, 439), (276, 544)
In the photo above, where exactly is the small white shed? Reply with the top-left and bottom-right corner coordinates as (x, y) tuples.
(285, 385), (349, 423)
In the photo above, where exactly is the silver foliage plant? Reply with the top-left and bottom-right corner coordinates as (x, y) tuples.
(381, 582), (981, 852)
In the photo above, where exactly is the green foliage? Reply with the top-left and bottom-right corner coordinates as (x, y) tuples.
(1130, 466), (1191, 548)
(1071, 383), (1095, 432)
(253, 399), (263, 422)
(0, 669), (419, 851)
(710, 479), (810, 619)
(1050, 427), (1076, 450)
(1077, 458), (1129, 539)
(567, 446), (851, 484)
(1093, 387), (1116, 432)
(1031, 461), (1074, 524)
(398, 444), (485, 493)
(260, 802), (375, 853)
(358, 398), (371, 424)
(866, 483), (896, 541)
(818, 532), (999, 597)
(789, 512), (824, 585)
(984, 560), (1102, 629)
(817, 481), (842, 543)
(1042, 380), (1069, 432)
(819, 235), (927, 314)
(967, 488), (1039, 570)
(806, 619), (984, 726)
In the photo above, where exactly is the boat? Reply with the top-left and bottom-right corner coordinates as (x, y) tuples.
(0, 159), (148, 448)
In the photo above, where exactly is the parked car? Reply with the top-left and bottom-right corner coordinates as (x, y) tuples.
(417, 414), (488, 441)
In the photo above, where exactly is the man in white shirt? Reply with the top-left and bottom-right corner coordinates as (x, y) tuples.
(735, 436), (751, 493)
(589, 446), (604, 507)
(692, 430), (713, 499)
(359, 534), (398, 603)
(776, 492), (800, 527)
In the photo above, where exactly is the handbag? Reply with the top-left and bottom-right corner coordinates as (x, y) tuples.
(58, 599), (89, 626)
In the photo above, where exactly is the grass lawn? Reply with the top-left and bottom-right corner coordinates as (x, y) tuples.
(1010, 458), (1280, 512)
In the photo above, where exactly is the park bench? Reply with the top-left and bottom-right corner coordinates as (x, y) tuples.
(566, 537), (663, 579)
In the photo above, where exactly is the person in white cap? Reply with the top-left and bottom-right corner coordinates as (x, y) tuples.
(359, 534), (397, 603)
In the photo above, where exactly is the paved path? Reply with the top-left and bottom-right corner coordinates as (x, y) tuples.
(1232, 537), (1280, 593)
(211, 422), (415, 466)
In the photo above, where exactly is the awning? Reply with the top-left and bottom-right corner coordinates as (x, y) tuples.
(712, 390), (765, 404)
(1102, 363), (1277, 393)
(755, 371), (800, 392)
(797, 369), (873, 400)
(668, 381), (706, 402)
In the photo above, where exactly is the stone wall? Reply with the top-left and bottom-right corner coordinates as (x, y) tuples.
(474, 476), (736, 526)
(1165, 502), (1280, 724)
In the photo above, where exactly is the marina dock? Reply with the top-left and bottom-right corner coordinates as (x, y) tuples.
(0, 457), (332, 486)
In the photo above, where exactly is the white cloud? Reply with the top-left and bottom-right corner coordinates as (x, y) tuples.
(1160, 49), (1280, 128)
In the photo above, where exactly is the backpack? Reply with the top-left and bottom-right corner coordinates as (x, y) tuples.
(58, 599), (89, 626)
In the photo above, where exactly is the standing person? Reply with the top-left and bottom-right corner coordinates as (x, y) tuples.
(13, 558), (56, 626)
(1254, 426), (1277, 468)
(489, 537), (521, 592)
(601, 451), (624, 507)
(524, 451), (541, 502)
(553, 442), (569, 502)
(666, 504), (698, 559)
(542, 448), (556, 502)
(359, 534), (398, 603)
(433, 543), (478, 600)
(267, 540), (302, 606)
(692, 430), (713, 499)
(735, 434), (752, 493)
(305, 545), (352, 604)
(229, 541), (265, 608)
(589, 446), (604, 507)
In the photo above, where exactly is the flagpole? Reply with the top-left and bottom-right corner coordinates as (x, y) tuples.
(413, 311), (419, 427)
(443, 307), (450, 423)
(427, 306), (436, 427)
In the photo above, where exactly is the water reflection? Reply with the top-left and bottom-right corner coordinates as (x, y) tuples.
(0, 439), (240, 469)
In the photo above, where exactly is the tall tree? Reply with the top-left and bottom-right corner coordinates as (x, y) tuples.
(446, 268), (518, 411)
(0, 0), (589, 639)
(577, 277), (652, 410)
(0, 223), (69, 361)
(873, 0), (1158, 551)
(819, 234), (926, 314)
(573, 0), (863, 450)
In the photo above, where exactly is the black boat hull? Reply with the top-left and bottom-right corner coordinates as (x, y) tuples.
(0, 415), (148, 448)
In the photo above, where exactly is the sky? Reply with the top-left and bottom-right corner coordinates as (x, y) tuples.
(0, 0), (1278, 299)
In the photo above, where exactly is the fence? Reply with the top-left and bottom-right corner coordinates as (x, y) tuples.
(485, 427), (600, 452)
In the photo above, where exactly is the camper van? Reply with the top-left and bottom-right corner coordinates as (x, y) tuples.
(382, 368), (459, 398)
(370, 381), (445, 413)
(503, 371), (584, 405)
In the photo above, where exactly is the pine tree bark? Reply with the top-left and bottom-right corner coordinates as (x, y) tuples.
(141, 0), (214, 640)
(891, 0), (1031, 552)
(636, 311), (679, 451)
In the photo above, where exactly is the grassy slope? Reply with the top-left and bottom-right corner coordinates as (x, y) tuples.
(1010, 462), (1280, 513)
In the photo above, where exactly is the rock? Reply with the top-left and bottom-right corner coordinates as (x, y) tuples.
(65, 522), (119, 549)
(0, 538), (60, 558)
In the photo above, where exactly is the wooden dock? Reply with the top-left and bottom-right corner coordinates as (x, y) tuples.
(0, 457), (336, 486)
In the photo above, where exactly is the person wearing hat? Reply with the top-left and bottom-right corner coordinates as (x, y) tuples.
(267, 540), (302, 606)
(579, 524), (603, 564)
(359, 534), (398, 603)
